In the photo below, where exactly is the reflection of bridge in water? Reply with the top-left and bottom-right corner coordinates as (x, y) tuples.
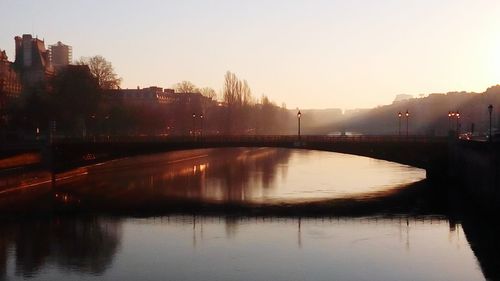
(0, 212), (498, 281)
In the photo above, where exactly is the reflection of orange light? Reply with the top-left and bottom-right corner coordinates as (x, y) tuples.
(0, 168), (88, 195)
(199, 164), (207, 172)
(0, 153), (41, 169)
(188, 163), (210, 175)
(55, 192), (79, 204)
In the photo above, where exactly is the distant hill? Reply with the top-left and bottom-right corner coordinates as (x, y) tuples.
(393, 94), (413, 103)
(307, 85), (500, 136)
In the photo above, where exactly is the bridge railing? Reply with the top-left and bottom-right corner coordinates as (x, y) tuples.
(52, 135), (448, 145)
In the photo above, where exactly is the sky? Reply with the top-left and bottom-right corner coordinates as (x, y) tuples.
(2, 0), (500, 110)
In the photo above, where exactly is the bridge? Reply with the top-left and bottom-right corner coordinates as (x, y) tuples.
(46, 134), (447, 172)
(2, 135), (500, 278)
(1, 134), (495, 207)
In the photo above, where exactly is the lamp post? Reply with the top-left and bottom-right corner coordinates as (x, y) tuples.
(192, 113), (196, 136)
(105, 115), (110, 139)
(488, 104), (493, 142)
(297, 110), (301, 140)
(398, 112), (402, 136)
(200, 114), (204, 137)
(448, 111), (462, 138)
(451, 112), (456, 137)
(448, 111), (452, 132)
(405, 110), (409, 137)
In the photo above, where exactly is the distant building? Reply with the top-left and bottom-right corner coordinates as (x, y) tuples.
(166, 91), (212, 106)
(14, 34), (54, 86)
(393, 94), (413, 103)
(104, 87), (213, 107)
(105, 87), (175, 106)
(0, 50), (22, 112)
(49, 41), (72, 68)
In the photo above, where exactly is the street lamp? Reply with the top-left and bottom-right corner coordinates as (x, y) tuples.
(200, 114), (204, 137)
(297, 110), (301, 139)
(192, 113), (196, 136)
(105, 115), (110, 139)
(448, 111), (452, 131)
(89, 115), (96, 139)
(488, 104), (493, 142)
(398, 112), (402, 136)
(448, 111), (462, 138)
(405, 110), (409, 137)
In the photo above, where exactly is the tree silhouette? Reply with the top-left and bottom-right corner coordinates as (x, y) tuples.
(51, 65), (101, 135)
(199, 87), (217, 99)
(174, 81), (199, 93)
(77, 56), (121, 90)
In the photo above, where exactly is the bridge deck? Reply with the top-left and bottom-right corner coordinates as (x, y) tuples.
(42, 135), (450, 174)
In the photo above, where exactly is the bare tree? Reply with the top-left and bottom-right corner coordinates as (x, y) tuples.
(223, 71), (240, 106)
(77, 56), (121, 89)
(223, 71), (258, 133)
(241, 80), (253, 106)
(199, 87), (217, 100)
(174, 81), (199, 93)
(223, 72), (254, 106)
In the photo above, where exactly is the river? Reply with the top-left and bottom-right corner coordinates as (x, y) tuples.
(0, 148), (495, 280)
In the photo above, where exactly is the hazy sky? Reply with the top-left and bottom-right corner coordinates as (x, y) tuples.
(2, 0), (500, 109)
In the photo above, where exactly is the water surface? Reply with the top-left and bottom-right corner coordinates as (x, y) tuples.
(55, 148), (426, 206)
(0, 216), (487, 281)
(0, 148), (492, 281)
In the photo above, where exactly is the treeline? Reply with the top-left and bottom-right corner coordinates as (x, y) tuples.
(117, 71), (294, 136)
(3, 59), (295, 139)
(221, 71), (291, 134)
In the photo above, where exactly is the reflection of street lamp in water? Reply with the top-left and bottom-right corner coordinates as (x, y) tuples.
(297, 110), (301, 140)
